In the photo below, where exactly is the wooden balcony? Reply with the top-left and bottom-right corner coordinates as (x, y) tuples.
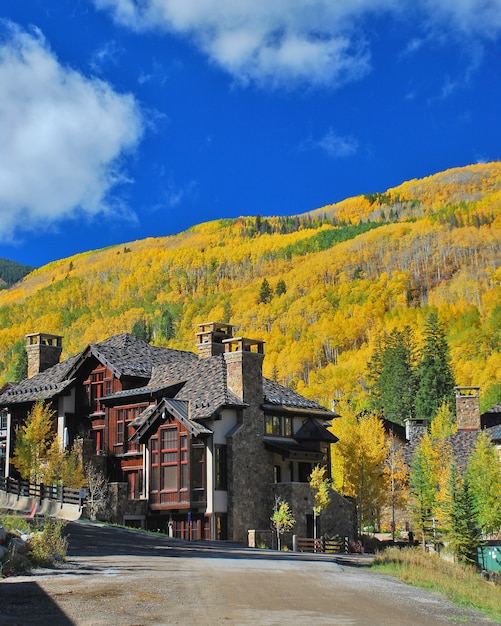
(149, 487), (206, 510)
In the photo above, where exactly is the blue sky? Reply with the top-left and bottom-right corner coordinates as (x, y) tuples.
(1, 1), (500, 267)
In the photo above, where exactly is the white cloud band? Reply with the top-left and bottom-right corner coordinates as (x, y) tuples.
(0, 22), (144, 242)
(93, 0), (501, 88)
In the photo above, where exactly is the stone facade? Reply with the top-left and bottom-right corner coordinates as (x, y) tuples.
(455, 386), (481, 430)
(25, 333), (63, 379)
(224, 339), (274, 543)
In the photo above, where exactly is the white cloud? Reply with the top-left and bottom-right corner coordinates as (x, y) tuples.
(303, 130), (359, 159)
(0, 22), (144, 242)
(318, 131), (359, 158)
(93, 0), (501, 88)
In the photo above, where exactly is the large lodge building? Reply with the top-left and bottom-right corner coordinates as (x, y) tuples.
(0, 323), (355, 543)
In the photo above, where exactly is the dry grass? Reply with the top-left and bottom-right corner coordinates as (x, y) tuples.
(372, 547), (501, 623)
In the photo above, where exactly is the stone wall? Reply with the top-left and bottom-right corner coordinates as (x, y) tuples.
(272, 482), (356, 541)
(225, 348), (274, 543)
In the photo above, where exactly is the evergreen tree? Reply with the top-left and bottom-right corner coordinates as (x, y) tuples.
(12, 341), (28, 382)
(131, 318), (152, 342)
(161, 309), (175, 340)
(442, 463), (480, 565)
(465, 431), (501, 535)
(275, 279), (287, 296)
(415, 312), (455, 422)
(259, 278), (272, 304)
(367, 327), (417, 425)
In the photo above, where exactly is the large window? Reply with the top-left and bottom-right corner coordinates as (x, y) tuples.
(265, 415), (293, 437)
(161, 428), (178, 490)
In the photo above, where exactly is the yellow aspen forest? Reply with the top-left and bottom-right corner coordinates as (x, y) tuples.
(1, 162), (501, 412)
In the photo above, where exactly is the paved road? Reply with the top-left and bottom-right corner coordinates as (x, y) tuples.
(0, 521), (497, 625)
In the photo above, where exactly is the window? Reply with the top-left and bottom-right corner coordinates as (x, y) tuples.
(215, 444), (227, 490)
(0, 410), (7, 431)
(180, 435), (188, 490)
(161, 427), (178, 491)
(265, 415), (293, 437)
(84, 367), (113, 413)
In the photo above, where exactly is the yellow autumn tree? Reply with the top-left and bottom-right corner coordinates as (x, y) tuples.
(331, 402), (388, 534)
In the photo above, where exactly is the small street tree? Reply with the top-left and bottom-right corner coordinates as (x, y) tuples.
(309, 465), (331, 544)
(270, 496), (295, 550)
(13, 400), (54, 483)
(84, 463), (110, 521)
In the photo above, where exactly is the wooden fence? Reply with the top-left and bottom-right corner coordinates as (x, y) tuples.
(293, 535), (346, 553)
(0, 475), (84, 508)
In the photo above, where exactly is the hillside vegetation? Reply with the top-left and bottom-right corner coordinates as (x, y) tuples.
(1, 162), (501, 412)
(0, 258), (34, 290)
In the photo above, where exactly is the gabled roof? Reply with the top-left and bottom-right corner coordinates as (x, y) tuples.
(66, 333), (197, 380)
(0, 334), (196, 407)
(295, 418), (338, 443)
(130, 397), (212, 443)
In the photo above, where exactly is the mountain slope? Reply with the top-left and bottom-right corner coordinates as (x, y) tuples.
(1, 162), (501, 411)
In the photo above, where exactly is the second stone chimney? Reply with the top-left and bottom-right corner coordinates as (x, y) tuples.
(196, 322), (234, 359)
(455, 386), (481, 431)
(25, 333), (63, 379)
(223, 336), (264, 405)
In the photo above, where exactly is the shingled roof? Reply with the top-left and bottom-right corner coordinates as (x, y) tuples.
(0, 354), (80, 405)
(67, 334), (197, 380)
(263, 378), (336, 416)
(0, 333), (337, 425)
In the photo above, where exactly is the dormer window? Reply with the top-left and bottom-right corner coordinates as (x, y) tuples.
(265, 415), (293, 437)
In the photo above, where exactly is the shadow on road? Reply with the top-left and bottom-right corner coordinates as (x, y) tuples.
(0, 581), (74, 625)
(65, 521), (371, 567)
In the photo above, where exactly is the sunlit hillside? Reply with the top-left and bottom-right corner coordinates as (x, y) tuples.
(1, 162), (501, 412)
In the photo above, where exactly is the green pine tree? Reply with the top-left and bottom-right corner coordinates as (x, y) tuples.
(367, 327), (417, 425)
(275, 279), (287, 296)
(259, 278), (272, 304)
(131, 318), (152, 342)
(415, 312), (455, 422)
(442, 463), (480, 565)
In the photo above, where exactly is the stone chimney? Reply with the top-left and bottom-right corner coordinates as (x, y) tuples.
(196, 322), (234, 359)
(25, 333), (63, 378)
(455, 386), (481, 431)
(223, 336), (264, 405)
(404, 418), (428, 442)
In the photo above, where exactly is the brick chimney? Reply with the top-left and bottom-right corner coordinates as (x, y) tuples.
(455, 386), (481, 431)
(196, 322), (234, 359)
(222, 336), (264, 404)
(25, 333), (63, 378)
